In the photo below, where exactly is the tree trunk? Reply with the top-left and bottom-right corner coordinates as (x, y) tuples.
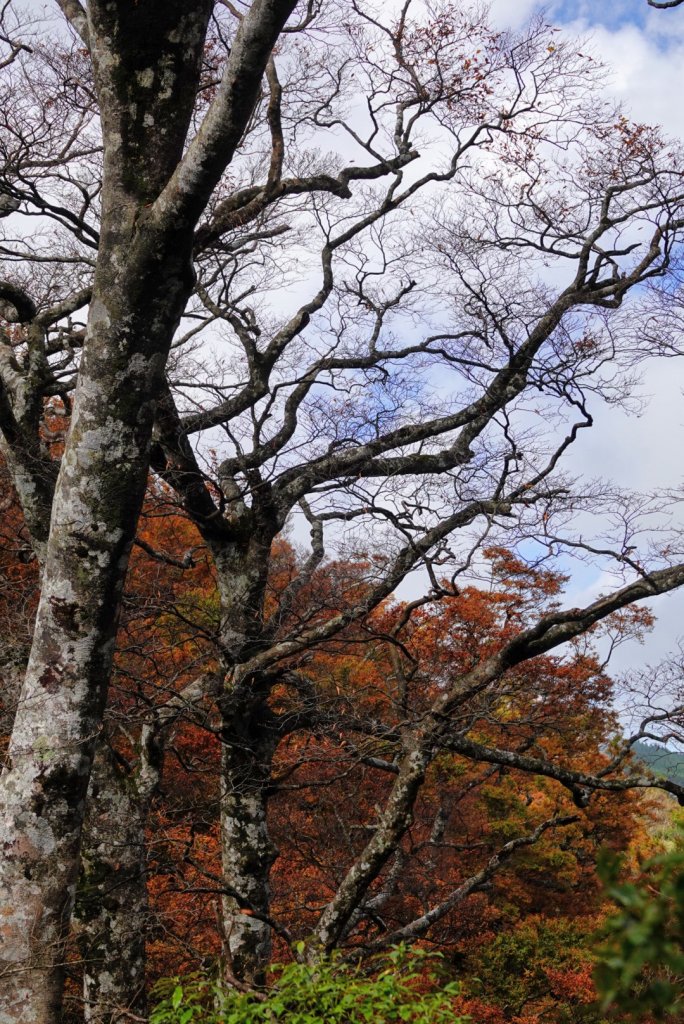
(0, 4), (209, 1010)
(0, 243), (192, 1023)
(76, 672), (214, 1022)
(75, 746), (148, 1024)
(208, 530), (281, 984)
(0, 2), (298, 1015)
(219, 702), (278, 985)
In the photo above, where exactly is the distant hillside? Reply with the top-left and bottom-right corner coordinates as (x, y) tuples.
(632, 741), (684, 787)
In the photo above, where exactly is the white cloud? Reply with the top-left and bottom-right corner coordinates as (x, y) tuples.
(572, 23), (684, 138)
(488, 0), (684, 137)
(487, 0), (543, 29)
(530, 11), (684, 670)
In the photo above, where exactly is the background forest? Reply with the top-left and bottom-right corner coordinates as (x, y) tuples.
(3, 452), (683, 1024)
(2, 424), (683, 1023)
(2, 0), (684, 1023)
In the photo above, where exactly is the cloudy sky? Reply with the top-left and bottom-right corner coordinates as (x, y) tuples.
(492, 0), (684, 139)
(484, 0), (684, 682)
(492, 0), (684, 137)
(15, 0), (684, 685)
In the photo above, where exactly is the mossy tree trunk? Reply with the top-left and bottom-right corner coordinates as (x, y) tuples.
(75, 746), (149, 1024)
(0, 2), (297, 1019)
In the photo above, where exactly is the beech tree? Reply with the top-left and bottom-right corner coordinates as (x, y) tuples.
(3, 1), (684, 1022)
(0, 1), (300, 1020)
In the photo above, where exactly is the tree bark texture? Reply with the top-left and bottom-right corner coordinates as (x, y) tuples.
(0, 2), (296, 1018)
(219, 704), (278, 985)
(74, 746), (148, 1024)
(214, 538), (280, 983)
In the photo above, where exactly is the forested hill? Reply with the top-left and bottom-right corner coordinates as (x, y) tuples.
(633, 741), (684, 786)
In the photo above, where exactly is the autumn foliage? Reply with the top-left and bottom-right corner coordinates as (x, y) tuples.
(0, 461), (675, 1023)
(121, 524), (677, 1015)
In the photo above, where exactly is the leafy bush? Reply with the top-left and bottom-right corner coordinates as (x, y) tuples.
(463, 917), (604, 1023)
(594, 830), (684, 1020)
(150, 945), (466, 1024)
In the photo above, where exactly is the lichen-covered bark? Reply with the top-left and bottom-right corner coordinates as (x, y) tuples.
(0, 0), (297, 1017)
(0, 236), (194, 1023)
(219, 704), (278, 984)
(75, 673), (217, 1022)
(151, 416), (286, 982)
(163, 509), (283, 982)
(213, 535), (281, 983)
(0, 319), (58, 566)
(75, 746), (148, 1024)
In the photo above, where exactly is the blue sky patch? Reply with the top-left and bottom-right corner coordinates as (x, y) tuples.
(545, 0), (650, 30)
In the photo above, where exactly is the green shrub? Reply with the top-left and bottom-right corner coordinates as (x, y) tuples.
(464, 917), (604, 1023)
(150, 945), (466, 1024)
(594, 830), (684, 1020)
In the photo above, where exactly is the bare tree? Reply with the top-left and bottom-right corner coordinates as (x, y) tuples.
(2, 0), (684, 1020)
(148, 15), (684, 981)
(0, 1), (299, 1019)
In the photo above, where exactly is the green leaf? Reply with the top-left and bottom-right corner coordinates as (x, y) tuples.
(171, 986), (183, 1011)
(150, 946), (468, 1024)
